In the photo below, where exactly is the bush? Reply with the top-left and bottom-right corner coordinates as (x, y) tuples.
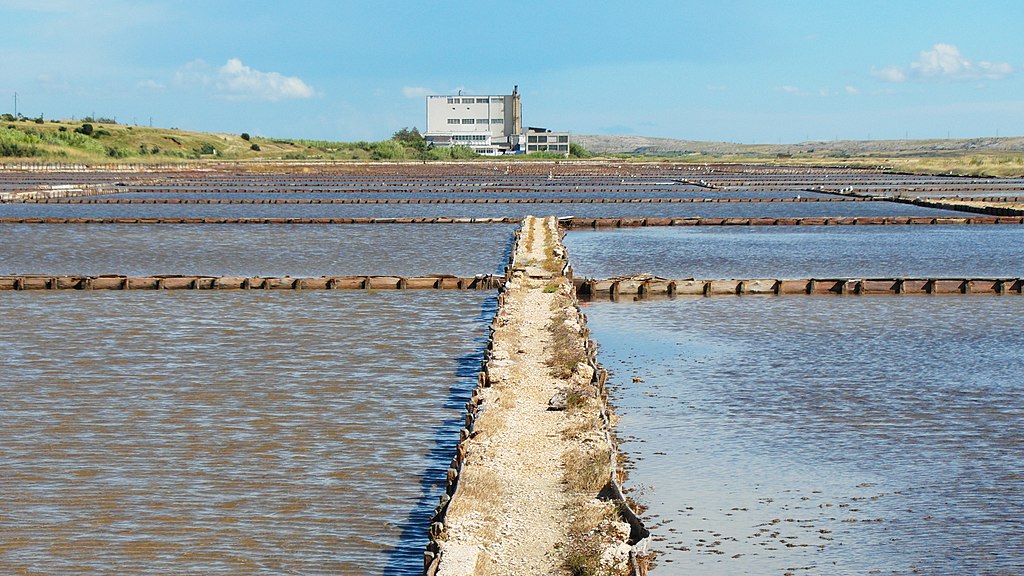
(75, 123), (94, 136)
(241, 132), (250, 141)
(250, 143), (261, 151)
(370, 139), (407, 160)
(569, 142), (592, 158)
(196, 143), (216, 155)
(0, 141), (40, 157)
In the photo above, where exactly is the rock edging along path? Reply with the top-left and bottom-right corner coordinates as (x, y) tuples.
(427, 216), (649, 576)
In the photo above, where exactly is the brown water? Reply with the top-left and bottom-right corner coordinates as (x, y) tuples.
(0, 223), (513, 277)
(585, 297), (1024, 574)
(0, 290), (495, 575)
(0, 199), (970, 219)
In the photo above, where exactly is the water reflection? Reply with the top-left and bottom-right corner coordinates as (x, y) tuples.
(0, 291), (494, 575)
(0, 223), (513, 277)
(586, 297), (1024, 574)
(565, 226), (1024, 279)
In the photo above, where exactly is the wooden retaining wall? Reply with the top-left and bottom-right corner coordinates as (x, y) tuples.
(560, 216), (1024, 228)
(0, 217), (519, 225)
(575, 277), (1024, 299)
(0, 275), (504, 291)
(3, 196), (878, 205)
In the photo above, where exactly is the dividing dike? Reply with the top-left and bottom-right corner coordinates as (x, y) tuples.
(427, 216), (649, 576)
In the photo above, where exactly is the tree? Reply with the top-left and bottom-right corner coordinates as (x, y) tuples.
(250, 143), (261, 151)
(392, 126), (426, 151)
(241, 133), (251, 141)
(75, 123), (94, 136)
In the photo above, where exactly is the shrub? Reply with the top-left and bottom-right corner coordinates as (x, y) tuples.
(569, 142), (592, 158)
(75, 123), (94, 136)
(241, 132), (250, 141)
(370, 139), (406, 160)
(250, 143), (261, 151)
(196, 143), (216, 155)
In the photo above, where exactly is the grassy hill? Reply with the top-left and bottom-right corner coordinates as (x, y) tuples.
(2, 116), (1023, 177)
(0, 117), (435, 163)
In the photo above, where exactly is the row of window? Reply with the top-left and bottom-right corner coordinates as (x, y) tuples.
(527, 144), (569, 152)
(446, 97), (504, 104)
(527, 135), (569, 143)
(453, 134), (488, 142)
(447, 118), (505, 125)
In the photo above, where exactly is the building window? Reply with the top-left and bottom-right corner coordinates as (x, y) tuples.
(477, 119), (489, 124)
(461, 119), (475, 124)
(527, 135), (538, 143)
(447, 98), (456, 104)
(447, 119), (460, 125)
(460, 98), (474, 104)
(491, 97), (503, 103)
(557, 136), (569, 143)
(476, 98), (488, 103)
(491, 119), (504, 124)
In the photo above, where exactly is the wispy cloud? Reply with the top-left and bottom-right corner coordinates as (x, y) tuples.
(402, 86), (434, 98)
(175, 58), (316, 101)
(136, 79), (165, 91)
(875, 44), (1014, 83)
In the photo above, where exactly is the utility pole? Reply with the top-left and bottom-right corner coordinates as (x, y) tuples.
(13, 92), (17, 118)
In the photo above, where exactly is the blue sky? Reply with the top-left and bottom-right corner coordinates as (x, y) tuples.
(2, 0), (1022, 143)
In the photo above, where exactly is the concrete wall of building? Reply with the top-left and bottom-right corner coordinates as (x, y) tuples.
(426, 92), (521, 140)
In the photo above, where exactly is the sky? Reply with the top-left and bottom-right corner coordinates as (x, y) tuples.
(2, 0), (1023, 143)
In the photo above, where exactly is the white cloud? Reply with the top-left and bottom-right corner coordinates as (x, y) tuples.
(779, 85), (803, 95)
(136, 79), (165, 91)
(873, 66), (906, 82)
(175, 58), (316, 101)
(402, 86), (434, 98)
(875, 44), (1014, 83)
(845, 85), (860, 95)
(216, 58), (315, 101)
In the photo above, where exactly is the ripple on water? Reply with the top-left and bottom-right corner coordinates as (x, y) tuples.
(586, 296), (1024, 575)
(0, 290), (495, 575)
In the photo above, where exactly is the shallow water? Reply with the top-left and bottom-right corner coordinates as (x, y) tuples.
(565, 225), (1024, 279)
(86, 189), (833, 200)
(0, 290), (494, 575)
(0, 199), (971, 219)
(0, 223), (513, 277)
(585, 297), (1024, 575)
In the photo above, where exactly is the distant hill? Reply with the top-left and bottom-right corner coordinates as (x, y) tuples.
(574, 134), (1024, 157)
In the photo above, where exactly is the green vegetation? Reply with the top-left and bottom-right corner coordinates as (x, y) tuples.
(1, 115), (1020, 177)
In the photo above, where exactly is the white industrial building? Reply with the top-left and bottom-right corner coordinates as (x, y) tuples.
(424, 86), (569, 156)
